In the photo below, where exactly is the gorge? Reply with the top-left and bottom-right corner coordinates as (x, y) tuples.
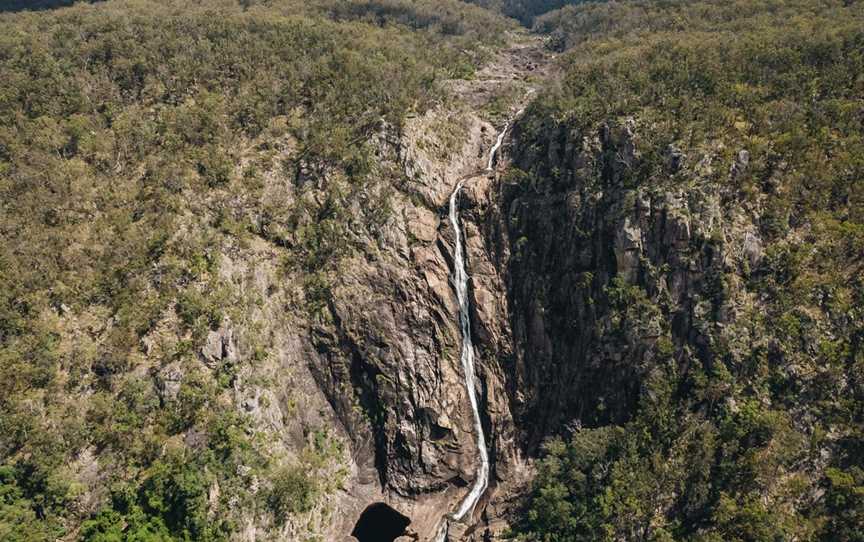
(1, 2), (863, 542)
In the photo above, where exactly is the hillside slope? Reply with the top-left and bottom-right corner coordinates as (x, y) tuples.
(0, 1), (520, 540)
(1, 1), (863, 541)
(503, 0), (864, 540)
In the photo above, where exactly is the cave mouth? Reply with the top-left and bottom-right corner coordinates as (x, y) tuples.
(351, 502), (411, 542)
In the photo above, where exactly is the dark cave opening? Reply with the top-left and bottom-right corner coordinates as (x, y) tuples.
(351, 502), (411, 542)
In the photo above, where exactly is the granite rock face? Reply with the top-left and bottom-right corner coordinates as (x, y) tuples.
(201, 319), (238, 367)
(276, 36), (553, 541)
(278, 111), (767, 540)
(299, 107), (523, 540)
(483, 117), (763, 451)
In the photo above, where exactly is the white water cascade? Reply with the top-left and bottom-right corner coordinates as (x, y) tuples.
(434, 118), (515, 542)
(486, 89), (533, 172)
(449, 177), (490, 519)
(486, 125), (509, 171)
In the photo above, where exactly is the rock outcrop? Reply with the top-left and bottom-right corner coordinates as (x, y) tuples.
(300, 34), (548, 541)
(480, 115), (765, 453)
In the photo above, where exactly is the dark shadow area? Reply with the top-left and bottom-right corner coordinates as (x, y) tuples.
(351, 502), (411, 542)
(1, 0), (104, 14)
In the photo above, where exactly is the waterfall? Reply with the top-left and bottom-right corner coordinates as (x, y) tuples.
(448, 178), (489, 522)
(486, 89), (533, 171)
(486, 124), (509, 171)
(433, 178), (489, 542)
(434, 87), (536, 538)
(435, 118), (514, 541)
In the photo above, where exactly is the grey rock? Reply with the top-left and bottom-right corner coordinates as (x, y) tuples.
(743, 231), (763, 269)
(614, 216), (643, 283)
(730, 148), (750, 180)
(666, 144), (685, 173)
(156, 363), (183, 402)
(200, 320), (237, 367)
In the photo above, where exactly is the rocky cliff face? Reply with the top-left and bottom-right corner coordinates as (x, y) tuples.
(252, 78), (773, 542)
(174, 106), (515, 542)
(217, 58), (857, 542)
(483, 116), (764, 450)
(125, 44), (847, 542)
(293, 39), (548, 541)
(312, 118), (490, 484)
(187, 32), (789, 542)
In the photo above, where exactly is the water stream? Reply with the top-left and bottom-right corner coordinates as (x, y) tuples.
(486, 125), (509, 171)
(434, 118), (513, 542)
(448, 177), (490, 521)
(433, 88), (536, 540)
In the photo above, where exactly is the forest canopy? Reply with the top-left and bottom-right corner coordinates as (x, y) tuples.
(0, 1), (507, 539)
(509, 0), (864, 540)
(1, 0), (863, 541)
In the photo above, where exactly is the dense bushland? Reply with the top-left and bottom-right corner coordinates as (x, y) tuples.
(465, 0), (595, 24)
(0, 0), (506, 539)
(509, 0), (864, 540)
(3, 0), (863, 540)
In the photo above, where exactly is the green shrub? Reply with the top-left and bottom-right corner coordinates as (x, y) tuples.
(268, 466), (319, 524)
